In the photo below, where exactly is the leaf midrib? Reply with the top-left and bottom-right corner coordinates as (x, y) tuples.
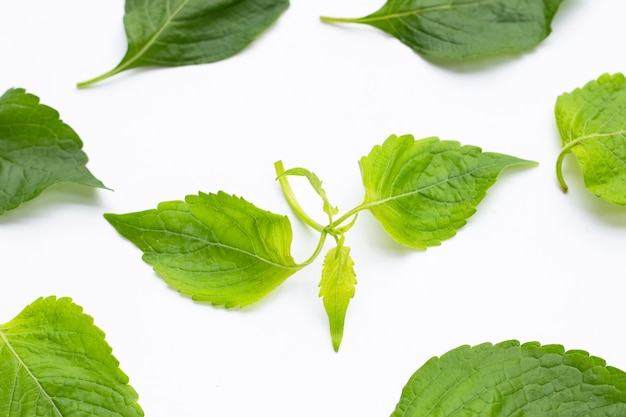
(124, 218), (301, 271)
(118, 0), (191, 73)
(358, 0), (496, 24)
(0, 330), (63, 417)
(361, 159), (513, 211)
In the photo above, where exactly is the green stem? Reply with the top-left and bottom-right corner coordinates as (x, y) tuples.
(297, 231), (328, 268)
(275, 161), (325, 232)
(320, 15), (361, 24)
(555, 136), (588, 192)
(555, 149), (569, 192)
(333, 204), (365, 228)
(77, 67), (123, 88)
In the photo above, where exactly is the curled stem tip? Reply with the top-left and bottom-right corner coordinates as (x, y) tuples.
(555, 150), (570, 193)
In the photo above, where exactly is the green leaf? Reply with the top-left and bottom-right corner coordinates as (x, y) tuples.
(0, 296), (143, 417)
(359, 135), (536, 249)
(104, 191), (303, 308)
(555, 73), (626, 205)
(391, 340), (626, 417)
(0, 88), (108, 215)
(319, 243), (356, 352)
(78, 0), (289, 87)
(321, 0), (563, 60)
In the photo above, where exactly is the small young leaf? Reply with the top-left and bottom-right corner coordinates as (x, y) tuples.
(319, 243), (356, 352)
(0, 88), (107, 215)
(0, 296), (143, 417)
(104, 191), (303, 307)
(359, 135), (536, 249)
(321, 0), (563, 60)
(392, 340), (626, 417)
(555, 73), (626, 205)
(78, 0), (289, 87)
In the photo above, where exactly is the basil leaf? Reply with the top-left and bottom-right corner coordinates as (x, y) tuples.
(104, 191), (303, 307)
(0, 297), (143, 417)
(392, 340), (626, 417)
(321, 0), (563, 60)
(79, 0), (289, 87)
(319, 244), (356, 352)
(359, 135), (536, 249)
(0, 88), (107, 216)
(555, 73), (626, 205)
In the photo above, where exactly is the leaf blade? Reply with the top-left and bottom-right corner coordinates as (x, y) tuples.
(105, 191), (303, 307)
(555, 73), (626, 205)
(319, 244), (356, 352)
(322, 0), (563, 60)
(79, 0), (289, 86)
(0, 297), (143, 417)
(392, 340), (626, 417)
(0, 88), (107, 215)
(359, 134), (536, 249)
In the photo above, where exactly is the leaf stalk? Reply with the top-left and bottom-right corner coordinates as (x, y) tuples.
(319, 16), (361, 24)
(77, 67), (124, 88)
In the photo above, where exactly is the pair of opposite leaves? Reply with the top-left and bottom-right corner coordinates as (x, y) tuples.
(3, 73), (626, 349)
(2, 297), (626, 416)
(78, 0), (564, 86)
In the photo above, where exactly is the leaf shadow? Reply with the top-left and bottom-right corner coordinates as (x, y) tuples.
(0, 183), (107, 225)
(353, 212), (418, 256)
(423, 52), (527, 74)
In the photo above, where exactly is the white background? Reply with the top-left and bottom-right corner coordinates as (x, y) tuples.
(1, 1), (626, 416)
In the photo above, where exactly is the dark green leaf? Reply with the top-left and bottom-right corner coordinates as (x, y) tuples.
(0, 88), (107, 215)
(79, 0), (289, 86)
(392, 340), (626, 417)
(321, 0), (563, 60)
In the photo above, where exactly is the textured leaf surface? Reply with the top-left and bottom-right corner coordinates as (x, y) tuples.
(0, 88), (107, 215)
(359, 135), (535, 249)
(79, 0), (289, 86)
(319, 244), (356, 352)
(0, 297), (143, 417)
(555, 73), (626, 205)
(322, 0), (563, 60)
(105, 191), (302, 307)
(392, 340), (626, 417)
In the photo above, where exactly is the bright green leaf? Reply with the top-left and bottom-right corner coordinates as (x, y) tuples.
(0, 88), (107, 215)
(104, 191), (303, 308)
(319, 243), (356, 352)
(555, 73), (626, 205)
(392, 340), (626, 417)
(359, 135), (536, 249)
(78, 0), (289, 87)
(321, 0), (563, 60)
(0, 296), (143, 417)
